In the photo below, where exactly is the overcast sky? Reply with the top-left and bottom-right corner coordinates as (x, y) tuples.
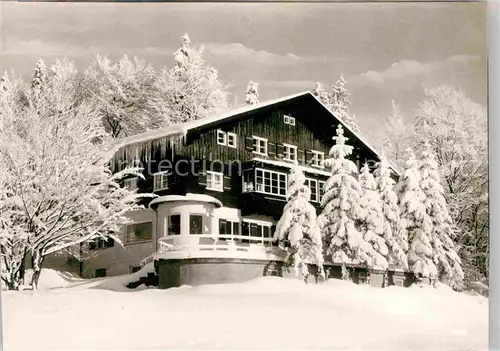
(1, 2), (487, 133)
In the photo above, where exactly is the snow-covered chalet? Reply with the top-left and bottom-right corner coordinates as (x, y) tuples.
(45, 91), (405, 288)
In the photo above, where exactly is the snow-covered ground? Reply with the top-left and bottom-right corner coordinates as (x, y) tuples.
(1, 269), (488, 351)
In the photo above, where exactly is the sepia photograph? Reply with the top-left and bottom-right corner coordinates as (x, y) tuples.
(0, 1), (490, 350)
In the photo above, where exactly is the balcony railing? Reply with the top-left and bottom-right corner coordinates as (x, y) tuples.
(140, 234), (285, 266)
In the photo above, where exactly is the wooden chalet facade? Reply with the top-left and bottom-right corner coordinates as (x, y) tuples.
(44, 91), (404, 287)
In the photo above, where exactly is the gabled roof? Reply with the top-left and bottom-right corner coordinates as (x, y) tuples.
(112, 91), (400, 176)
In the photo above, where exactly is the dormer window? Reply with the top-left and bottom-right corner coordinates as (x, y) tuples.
(284, 115), (295, 126)
(283, 143), (297, 162)
(252, 136), (268, 156)
(311, 150), (325, 168)
(217, 129), (227, 146)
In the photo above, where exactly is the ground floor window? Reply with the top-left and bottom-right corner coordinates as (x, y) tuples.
(241, 220), (274, 244)
(125, 222), (153, 244)
(219, 219), (240, 240)
(168, 215), (181, 235)
(95, 268), (106, 278)
(190, 215), (203, 234)
(129, 265), (141, 273)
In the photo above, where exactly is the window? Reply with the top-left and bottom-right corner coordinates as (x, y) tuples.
(89, 237), (114, 250)
(130, 265), (141, 274)
(241, 220), (273, 244)
(255, 168), (287, 197)
(124, 177), (138, 190)
(153, 171), (169, 191)
(227, 132), (237, 148)
(252, 136), (268, 156)
(311, 151), (325, 168)
(190, 215), (203, 235)
(207, 171), (223, 192)
(305, 178), (319, 202)
(283, 144), (297, 162)
(219, 219), (240, 240)
(284, 115), (295, 126)
(319, 181), (326, 202)
(125, 222), (153, 244)
(217, 129), (227, 146)
(168, 215), (181, 235)
(95, 268), (107, 278)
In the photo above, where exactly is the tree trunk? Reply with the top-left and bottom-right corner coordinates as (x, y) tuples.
(29, 250), (44, 291)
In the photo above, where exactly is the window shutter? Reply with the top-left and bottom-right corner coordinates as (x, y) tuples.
(223, 176), (231, 191)
(199, 172), (207, 187)
(268, 142), (276, 157)
(245, 137), (254, 151)
(297, 149), (305, 165)
(277, 144), (284, 158)
(305, 150), (313, 165)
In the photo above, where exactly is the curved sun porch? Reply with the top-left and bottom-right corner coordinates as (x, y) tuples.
(140, 194), (287, 266)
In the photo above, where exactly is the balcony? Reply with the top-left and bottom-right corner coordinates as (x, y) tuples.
(141, 234), (286, 265)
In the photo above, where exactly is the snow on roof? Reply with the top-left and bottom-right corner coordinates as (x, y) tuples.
(113, 91), (311, 149)
(111, 90), (400, 176)
(252, 157), (332, 177)
(149, 193), (223, 209)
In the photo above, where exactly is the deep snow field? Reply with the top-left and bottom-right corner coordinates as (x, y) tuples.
(1, 268), (488, 351)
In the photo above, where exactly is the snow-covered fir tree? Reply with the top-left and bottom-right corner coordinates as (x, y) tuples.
(156, 34), (229, 124)
(358, 163), (389, 270)
(319, 125), (377, 272)
(312, 82), (330, 107)
(245, 81), (259, 105)
(274, 162), (324, 282)
(330, 75), (360, 134)
(397, 148), (437, 281)
(419, 142), (464, 288)
(373, 157), (408, 270)
(0, 59), (151, 290)
(30, 59), (48, 93)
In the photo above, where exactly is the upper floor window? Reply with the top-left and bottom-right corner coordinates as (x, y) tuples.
(217, 129), (227, 146)
(283, 143), (297, 162)
(206, 171), (223, 192)
(253, 136), (268, 156)
(227, 132), (237, 148)
(125, 221), (153, 244)
(284, 115), (296, 126)
(123, 177), (138, 191)
(319, 180), (326, 201)
(153, 171), (169, 192)
(311, 150), (325, 168)
(255, 168), (287, 197)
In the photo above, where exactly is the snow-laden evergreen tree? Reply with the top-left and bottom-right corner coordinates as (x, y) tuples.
(330, 75), (360, 134)
(373, 157), (408, 270)
(419, 142), (464, 288)
(358, 163), (389, 270)
(414, 85), (487, 283)
(312, 82), (330, 107)
(30, 59), (48, 93)
(0, 59), (151, 290)
(397, 148), (437, 281)
(319, 125), (378, 271)
(274, 162), (324, 282)
(156, 34), (229, 124)
(85, 54), (163, 138)
(245, 81), (259, 105)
